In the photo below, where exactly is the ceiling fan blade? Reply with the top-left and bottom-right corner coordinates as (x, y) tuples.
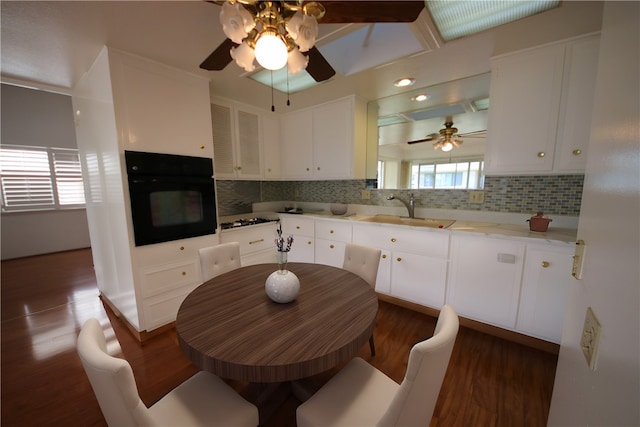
(458, 130), (487, 138)
(407, 136), (436, 145)
(200, 38), (238, 71)
(319, 1), (425, 23)
(305, 47), (336, 82)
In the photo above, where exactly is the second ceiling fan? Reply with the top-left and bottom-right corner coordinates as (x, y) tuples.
(200, 1), (426, 82)
(408, 118), (486, 152)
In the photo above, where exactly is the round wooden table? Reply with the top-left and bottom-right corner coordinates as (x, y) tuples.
(176, 262), (378, 383)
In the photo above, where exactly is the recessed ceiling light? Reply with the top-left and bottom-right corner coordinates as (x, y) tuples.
(411, 94), (429, 102)
(394, 78), (415, 87)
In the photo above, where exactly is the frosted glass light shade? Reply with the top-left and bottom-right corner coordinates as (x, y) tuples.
(230, 41), (256, 72)
(287, 47), (308, 74)
(441, 141), (453, 152)
(255, 32), (288, 70)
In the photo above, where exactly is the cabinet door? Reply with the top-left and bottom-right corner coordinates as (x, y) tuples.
(375, 249), (392, 295)
(517, 244), (573, 343)
(281, 109), (313, 179)
(288, 235), (314, 262)
(392, 251), (447, 308)
(554, 36), (599, 173)
(315, 239), (346, 268)
(235, 108), (262, 178)
(262, 113), (281, 179)
(447, 234), (525, 328)
(211, 102), (236, 177)
(312, 98), (354, 179)
(485, 44), (565, 175)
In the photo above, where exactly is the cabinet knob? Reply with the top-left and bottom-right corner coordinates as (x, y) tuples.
(306, 167), (310, 171)
(181, 271), (186, 276)
(541, 261), (550, 268)
(307, 241), (312, 245)
(381, 254), (387, 259)
(317, 166), (320, 171)
(267, 168), (272, 172)
(391, 238), (397, 243)
(330, 230), (334, 234)
(396, 257), (402, 262)
(180, 246), (185, 251)
(330, 244), (335, 249)
(235, 166), (242, 170)
(572, 149), (582, 156)
(296, 226), (301, 229)
(537, 151), (546, 158)
(200, 145), (205, 149)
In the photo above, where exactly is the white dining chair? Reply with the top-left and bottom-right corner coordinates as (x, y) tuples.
(199, 242), (241, 282)
(77, 318), (258, 427)
(296, 304), (459, 427)
(342, 242), (382, 356)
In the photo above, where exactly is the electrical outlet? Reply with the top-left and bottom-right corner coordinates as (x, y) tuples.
(581, 307), (601, 370)
(469, 190), (485, 203)
(572, 239), (586, 279)
(361, 189), (371, 200)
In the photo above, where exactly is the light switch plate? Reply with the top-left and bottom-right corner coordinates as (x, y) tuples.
(581, 306), (601, 370)
(469, 190), (485, 203)
(361, 189), (371, 200)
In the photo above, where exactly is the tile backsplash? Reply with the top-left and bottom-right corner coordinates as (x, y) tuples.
(216, 175), (584, 217)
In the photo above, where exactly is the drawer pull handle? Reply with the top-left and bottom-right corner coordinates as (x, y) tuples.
(541, 261), (550, 268)
(396, 257), (402, 262)
(249, 239), (264, 245)
(391, 238), (397, 243)
(180, 246), (185, 251)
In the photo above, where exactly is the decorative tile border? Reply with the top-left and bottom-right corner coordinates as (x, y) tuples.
(216, 175), (584, 216)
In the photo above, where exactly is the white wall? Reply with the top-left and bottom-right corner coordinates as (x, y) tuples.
(548, 2), (640, 425)
(1, 84), (91, 260)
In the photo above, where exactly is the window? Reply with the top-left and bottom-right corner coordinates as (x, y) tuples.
(411, 159), (484, 190)
(0, 145), (85, 212)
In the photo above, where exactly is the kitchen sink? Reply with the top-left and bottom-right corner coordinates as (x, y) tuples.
(356, 215), (456, 229)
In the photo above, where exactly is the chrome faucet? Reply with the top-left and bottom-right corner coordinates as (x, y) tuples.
(386, 193), (415, 218)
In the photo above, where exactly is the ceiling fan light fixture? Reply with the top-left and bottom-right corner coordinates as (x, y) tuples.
(220, 1), (255, 44)
(287, 46), (309, 74)
(441, 141), (453, 152)
(286, 11), (319, 52)
(254, 30), (288, 70)
(230, 41), (256, 72)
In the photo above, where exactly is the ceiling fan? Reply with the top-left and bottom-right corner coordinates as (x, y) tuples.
(200, 1), (425, 82)
(407, 118), (486, 152)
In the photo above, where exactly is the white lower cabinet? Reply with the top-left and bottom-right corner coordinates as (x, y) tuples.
(517, 243), (573, 343)
(353, 223), (448, 309)
(280, 215), (315, 263)
(220, 222), (278, 266)
(447, 234), (525, 329)
(135, 234), (217, 331)
(314, 219), (352, 268)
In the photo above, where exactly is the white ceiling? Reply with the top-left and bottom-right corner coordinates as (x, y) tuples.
(1, 1), (603, 152)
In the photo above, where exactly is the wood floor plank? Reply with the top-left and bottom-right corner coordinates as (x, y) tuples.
(1, 248), (558, 427)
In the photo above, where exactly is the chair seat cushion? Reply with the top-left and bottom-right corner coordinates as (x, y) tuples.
(297, 357), (399, 427)
(149, 371), (258, 427)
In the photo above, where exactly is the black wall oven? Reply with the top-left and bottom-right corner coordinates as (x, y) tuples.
(125, 150), (217, 246)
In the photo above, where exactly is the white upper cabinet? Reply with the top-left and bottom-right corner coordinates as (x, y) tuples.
(485, 34), (599, 175)
(108, 49), (213, 158)
(280, 96), (366, 180)
(211, 98), (266, 180)
(262, 113), (281, 180)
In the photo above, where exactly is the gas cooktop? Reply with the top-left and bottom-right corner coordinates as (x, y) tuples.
(220, 217), (279, 230)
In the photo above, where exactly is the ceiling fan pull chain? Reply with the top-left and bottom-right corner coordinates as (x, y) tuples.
(286, 66), (291, 106)
(271, 70), (275, 112)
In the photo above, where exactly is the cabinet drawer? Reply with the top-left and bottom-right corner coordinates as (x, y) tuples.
(220, 224), (277, 255)
(281, 215), (315, 237)
(315, 220), (352, 242)
(140, 260), (200, 298)
(353, 224), (449, 258)
(135, 234), (217, 267)
(142, 284), (195, 331)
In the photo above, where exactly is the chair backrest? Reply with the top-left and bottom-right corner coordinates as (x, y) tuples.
(377, 304), (460, 426)
(199, 242), (241, 282)
(77, 318), (154, 427)
(342, 243), (382, 288)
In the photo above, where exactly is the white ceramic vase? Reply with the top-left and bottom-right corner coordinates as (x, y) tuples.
(265, 251), (300, 303)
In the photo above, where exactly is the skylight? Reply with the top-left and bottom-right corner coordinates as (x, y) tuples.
(249, 68), (321, 94)
(426, 0), (560, 41)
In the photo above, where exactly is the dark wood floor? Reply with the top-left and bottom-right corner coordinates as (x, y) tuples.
(1, 248), (558, 426)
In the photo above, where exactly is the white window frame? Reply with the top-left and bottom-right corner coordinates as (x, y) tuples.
(410, 158), (485, 190)
(0, 144), (86, 213)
